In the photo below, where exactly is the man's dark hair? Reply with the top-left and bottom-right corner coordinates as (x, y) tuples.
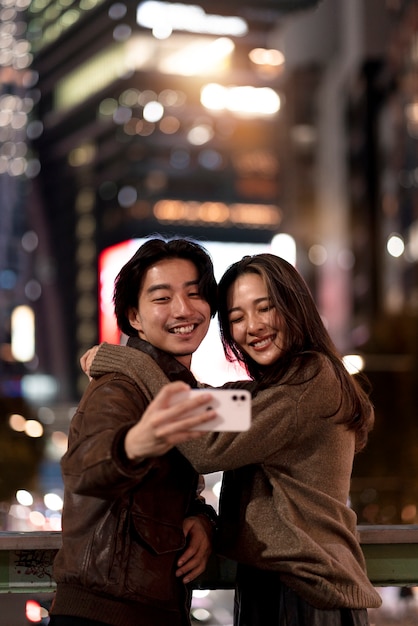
(114, 237), (218, 336)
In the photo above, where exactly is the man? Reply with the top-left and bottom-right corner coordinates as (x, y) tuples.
(49, 238), (219, 626)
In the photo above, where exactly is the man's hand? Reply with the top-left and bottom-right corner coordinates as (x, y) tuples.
(176, 515), (214, 583)
(124, 381), (216, 461)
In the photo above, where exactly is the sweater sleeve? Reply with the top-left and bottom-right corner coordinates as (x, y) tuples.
(177, 386), (298, 472)
(178, 359), (344, 474)
(90, 342), (133, 377)
(90, 343), (171, 398)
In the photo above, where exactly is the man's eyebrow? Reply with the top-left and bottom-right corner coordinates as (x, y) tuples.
(185, 280), (200, 288)
(146, 280), (199, 294)
(146, 283), (170, 294)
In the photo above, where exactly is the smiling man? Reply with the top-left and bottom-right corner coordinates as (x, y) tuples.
(124, 257), (211, 368)
(49, 237), (219, 626)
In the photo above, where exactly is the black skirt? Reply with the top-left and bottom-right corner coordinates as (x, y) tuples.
(234, 564), (371, 626)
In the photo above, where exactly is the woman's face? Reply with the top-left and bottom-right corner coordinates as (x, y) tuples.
(227, 272), (285, 366)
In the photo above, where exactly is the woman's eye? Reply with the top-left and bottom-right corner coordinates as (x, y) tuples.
(230, 317), (243, 324)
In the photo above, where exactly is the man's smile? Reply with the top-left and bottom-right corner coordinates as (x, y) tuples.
(170, 324), (196, 335)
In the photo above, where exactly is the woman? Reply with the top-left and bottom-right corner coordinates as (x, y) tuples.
(84, 253), (382, 625)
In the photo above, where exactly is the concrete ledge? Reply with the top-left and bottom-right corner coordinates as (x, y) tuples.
(1, 526), (418, 593)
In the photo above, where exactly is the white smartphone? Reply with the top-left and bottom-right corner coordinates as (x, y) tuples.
(169, 388), (252, 431)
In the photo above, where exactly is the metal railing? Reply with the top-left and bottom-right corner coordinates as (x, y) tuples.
(1, 525), (418, 593)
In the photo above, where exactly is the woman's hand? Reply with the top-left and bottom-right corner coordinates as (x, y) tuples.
(176, 515), (213, 583)
(124, 381), (215, 461)
(80, 345), (100, 379)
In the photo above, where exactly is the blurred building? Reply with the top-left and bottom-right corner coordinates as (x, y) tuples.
(27, 0), (292, 397)
(0, 0), (417, 525)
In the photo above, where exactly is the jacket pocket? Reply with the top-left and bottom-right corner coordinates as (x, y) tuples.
(124, 513), (186, 601)
(83, 503), (129, 589)
(81, 505), (129, 595)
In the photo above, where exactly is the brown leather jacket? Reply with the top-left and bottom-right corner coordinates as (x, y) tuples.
(51, 339), (216, 626)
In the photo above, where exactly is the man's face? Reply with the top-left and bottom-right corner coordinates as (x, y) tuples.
(128, 257), (211, 368)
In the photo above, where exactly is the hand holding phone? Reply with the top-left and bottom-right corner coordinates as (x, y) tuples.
(169, 388), (251, 432)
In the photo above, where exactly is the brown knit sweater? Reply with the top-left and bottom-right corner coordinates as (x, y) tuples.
(90, 342), (382, 611)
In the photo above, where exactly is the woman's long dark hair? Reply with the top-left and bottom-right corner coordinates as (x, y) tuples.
(217, 254), (374, 451)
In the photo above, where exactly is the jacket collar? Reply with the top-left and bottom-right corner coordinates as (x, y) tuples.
(126, 336), (198, 388)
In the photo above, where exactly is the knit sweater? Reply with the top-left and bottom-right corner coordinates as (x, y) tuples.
(90, 343), (382, 611)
